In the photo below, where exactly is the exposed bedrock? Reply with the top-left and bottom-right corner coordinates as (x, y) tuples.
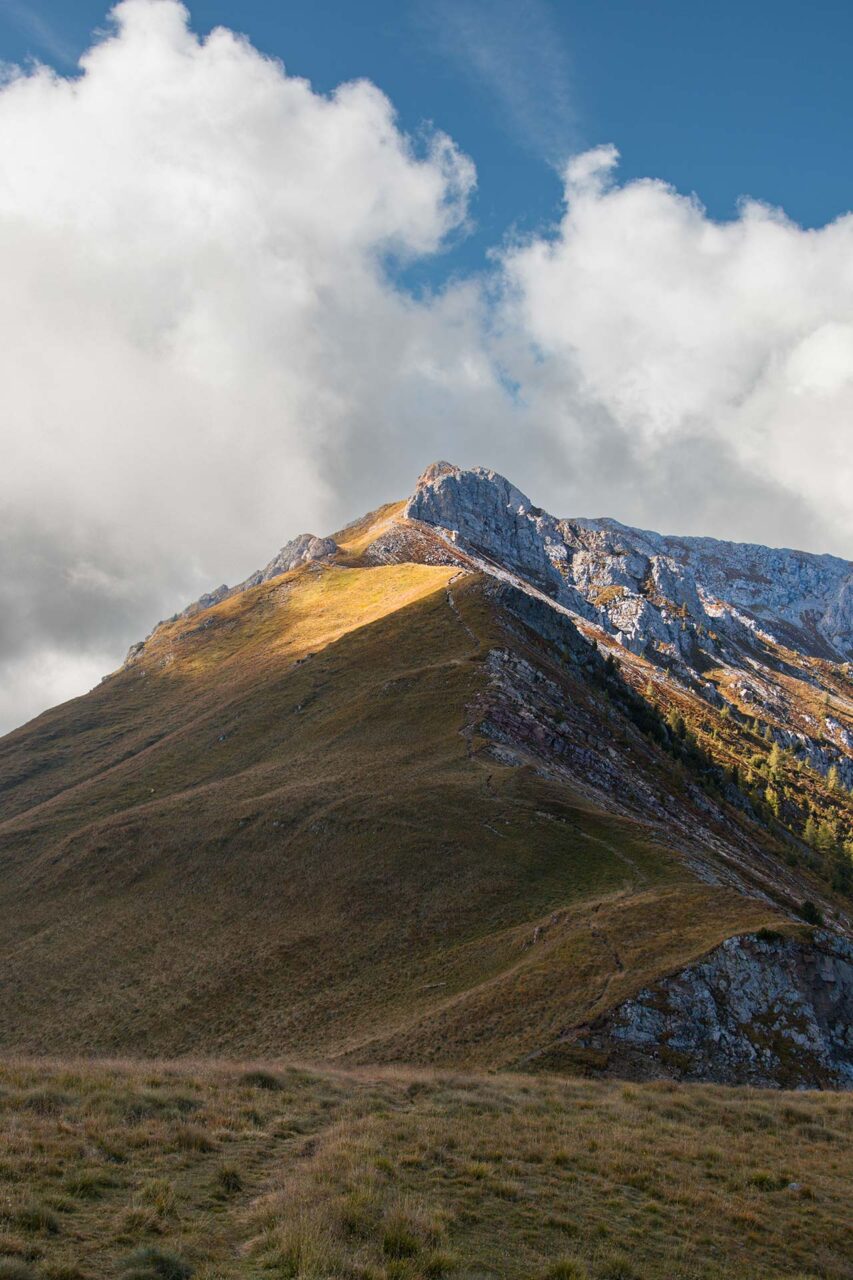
(583, 930), (853, 1089)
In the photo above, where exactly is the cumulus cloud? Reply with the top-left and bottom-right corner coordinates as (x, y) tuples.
(0, 0), (485, 731)
(0, 0), (851, 734)
(497, 146), (853, 546)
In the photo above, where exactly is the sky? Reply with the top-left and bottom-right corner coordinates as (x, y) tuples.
(0, 0), (852, 733)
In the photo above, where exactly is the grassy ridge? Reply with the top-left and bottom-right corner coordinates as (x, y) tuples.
(0, 1057), (849, 1280)
(0, 563), (784, 1062)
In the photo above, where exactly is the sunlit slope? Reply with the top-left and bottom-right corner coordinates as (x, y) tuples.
(0, 560), (779, 1061)
(0, 559), (454, 824)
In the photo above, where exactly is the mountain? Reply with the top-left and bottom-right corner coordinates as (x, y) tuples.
(1, 462), (852, 1087)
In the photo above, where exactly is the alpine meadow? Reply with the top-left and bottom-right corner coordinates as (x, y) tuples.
(1, 3), (852, 1278)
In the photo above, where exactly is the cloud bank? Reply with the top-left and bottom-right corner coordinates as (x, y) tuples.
(0, 0), (851, 732)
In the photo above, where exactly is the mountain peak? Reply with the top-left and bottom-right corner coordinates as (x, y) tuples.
(414, 459), (461, 486)
(404, 461), (853, 659)
(2, 454), (853, 1090)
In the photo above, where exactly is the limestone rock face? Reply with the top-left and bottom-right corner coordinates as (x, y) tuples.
(405, 463), (593, 617)
(405, 462), (853, 660)
(584, 930), (853, 1089)
(407, 463), (567, 593)
(403, 462), (853, 786)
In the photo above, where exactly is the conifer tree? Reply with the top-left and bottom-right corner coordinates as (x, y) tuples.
(817, 819), (838, 854)
(666, 707), (686, 740)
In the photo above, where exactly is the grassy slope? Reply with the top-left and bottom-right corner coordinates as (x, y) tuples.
(0, 1057), (850, 1280)
(0, 555), (779, 1064)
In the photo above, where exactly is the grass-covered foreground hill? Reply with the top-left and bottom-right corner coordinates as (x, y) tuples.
(0, 1057), (850, 1280)
(0, 468), (851, 1084)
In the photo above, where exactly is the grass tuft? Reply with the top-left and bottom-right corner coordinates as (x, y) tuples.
(118, 1247), (193, 1280)
(0, 1263), (38, 1280)
(543, 1262), (588, 1280)
(9, 1203), (60, 1235)
(240, 1070), (284, 1092)
(214, 1165), (243, 1196)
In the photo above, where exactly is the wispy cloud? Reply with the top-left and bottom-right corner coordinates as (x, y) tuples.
(0, 0), (78, 66)
(418, 0), (577, 166)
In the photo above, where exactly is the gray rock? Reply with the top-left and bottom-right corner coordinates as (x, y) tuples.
(584, 929), (853, 1088)
(405, 461), (853, 661)
(403, 461), (853, 786)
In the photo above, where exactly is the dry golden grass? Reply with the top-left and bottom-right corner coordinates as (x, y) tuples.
(0, 1057), (849, 1280)
(0, 561), (783, 1064)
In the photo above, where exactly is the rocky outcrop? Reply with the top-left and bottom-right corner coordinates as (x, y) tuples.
(403, 462), (853, 786)
(405, 462), (593, 616)
(582, 929), (853, 1089)
(405, 462), (853, 660)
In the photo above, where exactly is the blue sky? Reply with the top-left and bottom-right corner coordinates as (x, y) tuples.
(3, 0), (853, 279)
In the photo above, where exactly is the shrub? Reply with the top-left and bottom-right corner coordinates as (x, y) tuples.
(798, 900), (823, 925)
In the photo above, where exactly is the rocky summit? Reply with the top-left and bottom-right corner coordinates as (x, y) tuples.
(403, 462), (853, 782)
(1, 462), (852, 1088)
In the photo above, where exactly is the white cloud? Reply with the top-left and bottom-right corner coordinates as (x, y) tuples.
(0, 1), (851, 735)
(0, 0), (482, 731)
(496, 150), (853, 548)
